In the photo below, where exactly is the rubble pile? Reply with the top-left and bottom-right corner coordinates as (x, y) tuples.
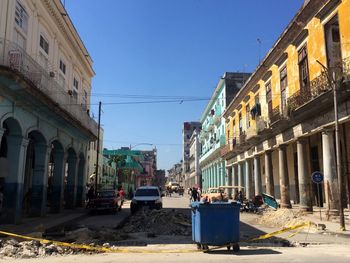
(257, 208), (311, 228)
(121, 209), (191, 236)
(0, 239), (95, 259)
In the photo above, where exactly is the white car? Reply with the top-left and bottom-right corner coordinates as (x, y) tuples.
(130, 186), (163, 214)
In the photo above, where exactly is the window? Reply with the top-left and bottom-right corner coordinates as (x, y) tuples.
(73, 78), (79, 90)
(324, 15), (342, 77)
(72, 90), (78, 102)
(59, 60), (66, 74)
(239, 113), (243, 134)
(280, 66), (288, 114)
(39, 35), (49, 55)
(246, 104), (250, 128)
(298, 46), (309, 92)
(266, 81), (272, 120)
(15, 1), (28, 33)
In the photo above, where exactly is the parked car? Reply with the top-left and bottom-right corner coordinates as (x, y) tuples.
(130, 186), (164, 214)
(87, 189), (122, 214)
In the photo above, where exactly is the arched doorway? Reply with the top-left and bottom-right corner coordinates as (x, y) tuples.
(76, 152), (86, 207)
(0, 118), (25, 223)
(48, 140), (65, 213)
(23, 130), (48, 217)
(65, 148), (78, 209)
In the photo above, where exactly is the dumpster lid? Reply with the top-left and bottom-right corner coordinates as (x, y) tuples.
(262, 193), (278, 210)
(190, 201), (239, 208)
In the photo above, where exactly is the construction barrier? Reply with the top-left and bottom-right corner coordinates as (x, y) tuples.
(0, 221), (312, 254)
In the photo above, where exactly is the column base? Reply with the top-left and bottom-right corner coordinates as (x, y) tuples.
(326, 209), (339, 216)
(280, 203), (292, 209)
(299, 205), (313, 213)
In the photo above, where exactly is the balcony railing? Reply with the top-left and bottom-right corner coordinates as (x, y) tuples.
(0, 38), (98, 137)
(288, 56), (350, 113)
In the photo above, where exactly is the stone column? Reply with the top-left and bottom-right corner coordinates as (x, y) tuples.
(232, 164), (238, 196)
(51, 149), (65, 213)
(297, 139), (313, 212)
(238, 162), (244, 189)
(226, 166), (232, 197)
(322, 130), (340, 216)
(254, 155), (262, 196)
(66, 155), (78, 208)
(3, 136), (29, 223)
(279, 145), (291, 208)
(221, 161), (225, 186)
(30, 143), (50, 217)
(245, 159), (254, 200)
(76, 158), (86, 207)
(265, 150), (274, 196)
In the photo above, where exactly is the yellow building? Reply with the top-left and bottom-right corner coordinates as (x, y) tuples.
(222, 0), (350, 217)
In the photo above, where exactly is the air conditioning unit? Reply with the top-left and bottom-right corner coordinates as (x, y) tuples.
(49, 71), (55, 78)
(68, 90), (73, 96)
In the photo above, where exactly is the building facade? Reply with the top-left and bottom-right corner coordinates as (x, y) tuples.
(222, 0), (350, 215)
(182, 122), (201, 187)
(187, 130), (201, 188)
(0, 0), (97, 223)
(200, 72), (250, 192)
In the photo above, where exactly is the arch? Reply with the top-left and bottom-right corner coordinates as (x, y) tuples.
(48, 139), (65, 213)
(23, 130), (49, 217)
(2, 117), (23, 137)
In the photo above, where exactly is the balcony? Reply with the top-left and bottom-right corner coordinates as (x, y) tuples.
(287, 56), (350, 122)
(0, 38), (98, 137)
(245, 126), (260, 144)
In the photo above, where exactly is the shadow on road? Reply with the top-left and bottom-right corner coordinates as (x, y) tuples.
(205, 248), (282, 255)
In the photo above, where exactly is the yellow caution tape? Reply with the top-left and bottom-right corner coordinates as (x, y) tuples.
(248, 221), (312, 241)
(0, 221), (312, 254)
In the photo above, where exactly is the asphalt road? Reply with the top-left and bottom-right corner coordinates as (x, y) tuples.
(2, 193), (350, 262)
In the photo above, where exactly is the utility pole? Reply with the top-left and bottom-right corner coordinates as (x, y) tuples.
(317, 60), (345, 230)
(95, 101), (102, 195)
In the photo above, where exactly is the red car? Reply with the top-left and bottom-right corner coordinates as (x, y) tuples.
(87, 190), (122, 214)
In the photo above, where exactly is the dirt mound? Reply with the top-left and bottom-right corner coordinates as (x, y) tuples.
(257, 208), (311, 228)
(120, 208), (191, 236)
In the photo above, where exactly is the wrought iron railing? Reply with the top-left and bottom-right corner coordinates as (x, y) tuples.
(288, 56), (350, 113)
(270, 106), (281, 124)
(0, 38), (98, 137)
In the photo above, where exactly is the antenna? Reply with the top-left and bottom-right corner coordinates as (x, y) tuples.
(257, 38), (262, 65)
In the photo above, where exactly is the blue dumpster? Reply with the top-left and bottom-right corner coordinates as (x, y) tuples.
(191, 202), (240, 251)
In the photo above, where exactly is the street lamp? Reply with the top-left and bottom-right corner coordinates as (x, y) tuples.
(316, 60), (345, 231)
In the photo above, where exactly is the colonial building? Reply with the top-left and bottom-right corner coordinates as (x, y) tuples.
(200, 72), (250, 192)
(182, 121), (201, 187)
(187, 130), (201, 189)
(0, 0), (97, 223)
(222, 0), (350, 216)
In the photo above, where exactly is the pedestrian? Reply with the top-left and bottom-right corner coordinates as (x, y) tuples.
(87, 185), (95, 207)
(128, 188), (134, 199)
(191, 188), (199, 202)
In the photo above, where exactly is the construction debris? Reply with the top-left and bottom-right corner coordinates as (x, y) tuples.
(0, 239), (97, 259)
(120, 208), (191, 236)
(256, 208), (315, 229)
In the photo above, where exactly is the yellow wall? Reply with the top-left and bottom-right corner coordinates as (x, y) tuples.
(226, 0), (350, 145)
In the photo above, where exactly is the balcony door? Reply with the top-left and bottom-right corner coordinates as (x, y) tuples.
(324, 15), (342, 80)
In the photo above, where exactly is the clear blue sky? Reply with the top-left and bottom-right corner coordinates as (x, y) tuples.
(65, 0), (304, 170)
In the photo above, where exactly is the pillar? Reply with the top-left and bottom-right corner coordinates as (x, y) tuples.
(232, 164), (238, 196)
(297, 139), (313, 212)
(76, 157), (86, 207)
(238, 162), (244, 189)
(51, 149), (65, 213)
(3, 136), (28, 223)
(66, 155), (78, 208)
(245, 159), (254, 200)
(30, 143), (50, 217)
(254, 155), (262, 196)
(265, 150), (274, 196)
(322, 130), (340, 216)
(226, 166), (232, 197)
(279, 145), (291, 208)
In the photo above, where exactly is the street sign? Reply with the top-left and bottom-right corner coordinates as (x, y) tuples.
(312, 171), (324, 184)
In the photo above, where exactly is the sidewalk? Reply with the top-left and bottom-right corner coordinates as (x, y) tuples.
(0, 208), (88, 236)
